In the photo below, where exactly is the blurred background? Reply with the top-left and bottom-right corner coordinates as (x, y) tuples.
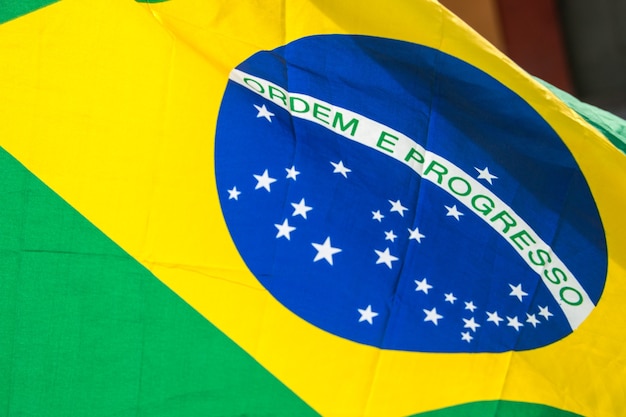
(440, 0), (626, 118)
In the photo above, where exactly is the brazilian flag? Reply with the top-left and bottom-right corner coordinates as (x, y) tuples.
(1, 1), (625, 416)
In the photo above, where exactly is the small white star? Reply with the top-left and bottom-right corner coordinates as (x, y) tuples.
(384, 230), (397, 242)
(444, 293), (457, 304)
(274, 219), (296, 240)
(254, 104), (275, 122)
(509, 283), (528, 302)
(253, 169), (277, 192)
(374, 247), (399, 269)
(358, 305), (379, 324)
(445, 204), (464, 220)
(464, 301), (477, 312)
(538, 306), (553, 321)
(475, 166), (498, 185)
(408, 227), (425, 243)
(291, 198), (313, 219)
(526, 313), (541, 328)
(506, 316), (523, 331)
(389, 199), (408, 217)
(486, 311), (504, 326)
(331, 160), (351, 178)
(461, 331), (473, 343)
(372, 210), (385, 222)
(463, 317), (481, 332)
(227, 186), (241, 200)
(423, 307), (443, 325)
(311, 237), (342, 265)
(414, 278), (433, 294)
(285, 165), (300, 180)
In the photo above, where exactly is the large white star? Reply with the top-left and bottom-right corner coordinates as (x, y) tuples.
(374, 247), (399, 269)
(463, 317), (481, 332)
(445, 204), (464, 220)
(526, 313), (541, 328)
(423, 307), (443, 325)
(408, 227), (425, 243)
(506, 316), (523, 331)
(274, 219), (296, 240)
(358, 305), (379, 324)
(486, 311), (504, 326)
(509, 283), (528, 302)
(464, 301), (477, 312)
(461, 331), (473, 343)
(475, 166), (498, 185)
(291, 198), (313, 219)
(389, 199), (408, 217)
(254, 104), (275, 122)
(331, 160), (351, 178)
(414, 278), (433, 294)
(285, 165), (300, 180)
(311, 237), (342, 265)
(227, 186), (241, 200)
(372, 210), (385, 222)
(384, 230), (397, 242)
(253, 169), (277, 192)
(444, 292), (457, 304)
(538, 305), (553, 321)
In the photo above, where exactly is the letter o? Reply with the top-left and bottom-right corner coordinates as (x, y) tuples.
(244, 77), (264, 94)
(560, 287), (584, 306)
(448, 176), (471, 197)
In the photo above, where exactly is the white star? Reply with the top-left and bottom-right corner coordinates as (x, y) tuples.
(408, 227), (425, 243)
(526, 313), (541, 328)
(509, 283), (528, 302)
(384, 230), (397, 242)
(274, 219), (296, 240)
(372, 210), (385, 222)
(538, 306), (553, 321)
(414, 278), (433, 294)
(285, 165), (300, 180)
(253, 169), (277, 192)
(464, 301), (477, 312)
(475, 166), (498, 185)
(445, 204), (464, 220)
(444, 293), (457, 304)
(463, 317), (481, 332)
(291, 198), (313, 219)
(227, 186), (241, 200)
(389, 199), (408, 217)
(461, 331), (473, 343)
(358, 305), (379, 324)
(331, 160), (351, 178)
(506, 316), (523, 331)
(423, 307), (443, 325)
(254, 104), (275, 122)
(374, 247), (399, 269)
(486, 311), (504, 326)
(311, 237), (342, 265)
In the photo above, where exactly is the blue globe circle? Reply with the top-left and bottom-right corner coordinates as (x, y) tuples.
(215, 35), (607, 352)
